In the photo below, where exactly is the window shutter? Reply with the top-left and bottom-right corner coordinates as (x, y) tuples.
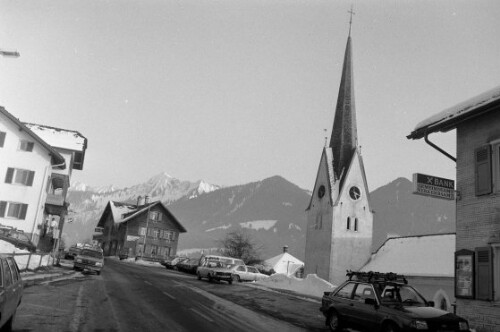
(0, 201), (6, 217)
(18, 204), (28, 220)
(475, 247), (493, 300)
(475, 146), (492, 195)
(0, 132), (5, 147)
(27, 171), (35, 186)
(4, 168), (14, 184)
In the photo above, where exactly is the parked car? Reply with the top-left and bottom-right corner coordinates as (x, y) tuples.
(198, 255), (244, 267)
(73, 246), (104, 275)
(64, 245), (82, 260)
(176, 258), (199, 274)
(197, 261), (233, 284)
(161, 256), (188, 270)
(320, 271), (470, 332)
(0, 255), (23, 331)
(229, 264), (268, 282)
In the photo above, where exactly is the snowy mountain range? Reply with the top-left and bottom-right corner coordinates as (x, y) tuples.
(63, 173), (455, 261)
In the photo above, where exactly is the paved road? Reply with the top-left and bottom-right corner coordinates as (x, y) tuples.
(15, 258), (328, 331)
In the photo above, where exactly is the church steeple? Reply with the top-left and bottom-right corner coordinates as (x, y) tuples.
(329, 31), (358, 181)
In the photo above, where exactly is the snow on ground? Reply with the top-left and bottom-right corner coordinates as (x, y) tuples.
(239, 220), (277, 231)
(255, 273), (336, 299)
(0, 240), (55, 270)
(205, 224), (232, 232)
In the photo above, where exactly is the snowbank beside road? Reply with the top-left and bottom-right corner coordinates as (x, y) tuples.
(256, 273), (336, 299)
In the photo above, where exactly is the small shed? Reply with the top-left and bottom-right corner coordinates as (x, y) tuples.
(265, 246), (304, 276)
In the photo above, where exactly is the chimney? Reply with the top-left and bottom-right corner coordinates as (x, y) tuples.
(137, 195), (145, 207)
(144, 195), (150, 205)
(283, 245), (288, 253)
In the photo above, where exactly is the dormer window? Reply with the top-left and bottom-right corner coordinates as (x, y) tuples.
(73, 151), (84, 170)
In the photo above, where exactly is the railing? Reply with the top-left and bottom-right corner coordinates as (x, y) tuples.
(8, 252), (57, 272)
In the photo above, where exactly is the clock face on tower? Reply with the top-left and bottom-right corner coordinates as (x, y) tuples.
(318, 185), (326, 199)
(349, 186), (361, 200)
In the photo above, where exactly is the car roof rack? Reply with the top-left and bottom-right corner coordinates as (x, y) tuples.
(346, 271), (408, 284)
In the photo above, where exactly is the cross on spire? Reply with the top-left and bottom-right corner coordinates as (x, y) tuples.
(348, 6), (355, 36)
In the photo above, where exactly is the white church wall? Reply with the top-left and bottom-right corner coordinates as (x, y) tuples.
(329, 152), (373, 285)
(304, 150), (335, 280)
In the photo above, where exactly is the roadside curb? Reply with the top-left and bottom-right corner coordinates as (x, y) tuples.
(22, 269), (77, 288)
(242, 282), (322, 303)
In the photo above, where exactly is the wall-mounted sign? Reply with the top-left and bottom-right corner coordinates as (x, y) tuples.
(126, 235), (141, 242)
(94, 227), (103, 233)
(412, 173), (455, 200)
(455, 249), (474, 299)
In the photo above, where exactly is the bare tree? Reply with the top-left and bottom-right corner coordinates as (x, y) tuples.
(218, 230), (263, 264)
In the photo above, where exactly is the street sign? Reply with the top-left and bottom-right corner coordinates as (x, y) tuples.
(412, 173), (455, 200)
(126, 235), (141, 242)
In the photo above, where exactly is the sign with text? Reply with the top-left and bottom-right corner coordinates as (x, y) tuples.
(412, 173), (455, 200)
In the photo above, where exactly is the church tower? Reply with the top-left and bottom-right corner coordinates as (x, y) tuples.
(304, 20), (373, 286)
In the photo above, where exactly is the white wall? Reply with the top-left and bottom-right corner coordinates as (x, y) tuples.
(0, 117), (52, 240)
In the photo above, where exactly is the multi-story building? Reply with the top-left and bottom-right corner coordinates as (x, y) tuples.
(96, 196), (186, 259)
(23, 123), (87, 250)
(0, 107), (66, 246)
(408, 85), (500, 332)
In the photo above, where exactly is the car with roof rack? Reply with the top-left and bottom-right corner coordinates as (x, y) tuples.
(320, 271), (470, 332)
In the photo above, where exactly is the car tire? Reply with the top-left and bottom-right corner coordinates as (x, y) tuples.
(2, 310), (15, 332)
(383, 322), (400, 332)
(197, 273), (202, 280)
(228, 279), (233, 285)
(208, 275), (213, 283)
(234, 275), (241, 282)
(327, 310), (341, 332)
(96, 271), (101, 275)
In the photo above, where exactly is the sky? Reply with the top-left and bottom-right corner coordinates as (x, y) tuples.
(1, 0), (499, 192)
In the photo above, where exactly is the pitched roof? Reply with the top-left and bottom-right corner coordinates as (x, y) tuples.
(360, 233), (455, 277)
(0, 106), (66, 167)
(265, 252), (304, 275)
(100, 200), (187, 233)
(23, 123), (87, 152)
(407, 85), (500, 139)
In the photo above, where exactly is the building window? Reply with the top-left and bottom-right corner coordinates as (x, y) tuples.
(492, 141), (500, 193)
(475, 247), (493, 300)
(5, 168), (35, 186)
(73, 151), (84, 170)
(153, 229), (159, 238)
(149, 211), (162, 222)
(354, 218), (359, 231)
(346, 217), (351, 230)
(139, 227), (146, 236)
(315, 214), (322, 230)
(0, 131), (6, 147)
(0, 201), (28, 220)
(18, 140), (34, 152)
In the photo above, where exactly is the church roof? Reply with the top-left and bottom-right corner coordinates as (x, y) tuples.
(330, 36), (358, 184)
(360, 233), (455, 277)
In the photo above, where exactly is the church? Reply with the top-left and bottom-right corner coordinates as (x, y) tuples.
(304, 25), (373, 286)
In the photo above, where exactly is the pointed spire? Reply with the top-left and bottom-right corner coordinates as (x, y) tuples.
(329, 25), (358, 180)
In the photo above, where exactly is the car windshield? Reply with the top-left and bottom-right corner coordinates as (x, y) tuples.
(80, 250), (104, 259)
(381, 285), (426, 306)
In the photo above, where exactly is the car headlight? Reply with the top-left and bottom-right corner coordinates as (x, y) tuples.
(410, 320), (428, 330)
(95, 262), (103, 267)
(459, 321), (469, 331)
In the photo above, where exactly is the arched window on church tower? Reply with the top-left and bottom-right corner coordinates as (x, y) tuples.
(354, 218), (359, 231)
(347, 217), (351, 230)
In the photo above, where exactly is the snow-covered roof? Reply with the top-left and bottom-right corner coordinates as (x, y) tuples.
(100, 200), (187, 233)
(265, 252), (304, 275)
(361, 233), (455, 278)
(408, 85), (500, 139)
(24, 123), (87, 152)
(0, 107), (65, 166)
